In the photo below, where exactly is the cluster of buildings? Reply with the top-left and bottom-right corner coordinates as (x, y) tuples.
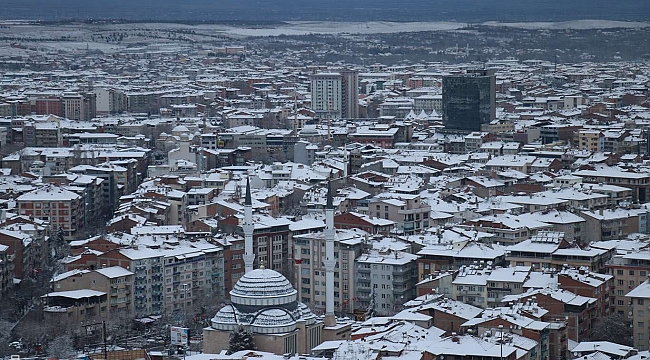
(0, 44), (650, 359)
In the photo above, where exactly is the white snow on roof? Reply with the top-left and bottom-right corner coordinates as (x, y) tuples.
(43, 289), (106, 299)
(51, 269), (90, 283)
(626, 279), (650, 299)
(94, 266), (134, 278)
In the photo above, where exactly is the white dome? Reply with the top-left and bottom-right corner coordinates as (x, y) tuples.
(210, 269), (319, 335)
(230, 269), (297, 306)
(172, 125), (190, 133)
(211, 304), (239, 330)
(298, 302), (317, 325)
(250, 308), (297, 334)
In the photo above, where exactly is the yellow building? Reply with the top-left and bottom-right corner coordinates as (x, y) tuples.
(577, 130), (604, 152)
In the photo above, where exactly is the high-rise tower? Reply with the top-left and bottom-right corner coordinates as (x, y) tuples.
(442, 69), (496, 132)
(311, 70), (359, 120)
(243, 177), (255, 274)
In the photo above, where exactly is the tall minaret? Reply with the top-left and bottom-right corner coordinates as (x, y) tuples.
(243, 177), (255, 274)
(324, 181), (337, 326)
(343, 144), (349, 178)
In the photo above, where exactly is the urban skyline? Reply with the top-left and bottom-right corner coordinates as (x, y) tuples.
(0, 4), (648, 360)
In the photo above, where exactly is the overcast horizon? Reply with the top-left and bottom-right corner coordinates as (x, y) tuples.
(2, 0), (649, 23)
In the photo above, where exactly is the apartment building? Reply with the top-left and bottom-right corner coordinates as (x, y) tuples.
(581, 209), (637, 242)
(367, 193), (431, 235)
(626, 279), (650, 351)
(160, 246), (224, 314)
(516, 211), (586, 244)
(577, 130), (604, 152)
(464, 214), (553, 245)
(502, 288), (597, 343)
(219, 213), (293, 275)
(293, 229), (366, 316)
(557, 267), (614, 319)
(573, 166), (650, 203)
(416, 241), (506, 280)
(310, 73), (343, 119)
(355, 249), (418, 316)
(451, 266), (531, 309)
(23, 121), (61, 147)
(601, 246), (650, 319)
(16, 185), (84, 238)
(43, 173), (105, 228)
(42, 290), (108, 324)
(0, 245), (9, 300)
(98, 248), (164, 317)
(334, 211), (394, 235)
(51, 266), (135, 320)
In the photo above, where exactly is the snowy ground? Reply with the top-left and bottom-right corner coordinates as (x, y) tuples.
(2, 19), (647, 39)
(217, 20), (650, 37)
(0, 19), (647, 57)
(481, 20), (650, 30)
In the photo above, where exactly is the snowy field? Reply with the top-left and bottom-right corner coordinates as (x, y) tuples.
(218, 20), (650, 37)
(2, 20), (647, 39)
(0, 19), (647, 57)
(481, 20), (650, 30)
(223, 21), (467, 36)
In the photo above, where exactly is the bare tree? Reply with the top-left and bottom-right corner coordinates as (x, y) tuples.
(250, 148), (271, 164)
(269, 149), (287, 163)
(47, 334), (74, 359)
(13, 318), (51, 356)
(0, 142), (25, 157)
(590, 313), (632, 346)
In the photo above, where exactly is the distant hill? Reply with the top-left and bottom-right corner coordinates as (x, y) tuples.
(2, 0), (649, 23)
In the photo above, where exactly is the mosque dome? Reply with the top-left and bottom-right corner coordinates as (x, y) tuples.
(211, 304), (239, 331)
(210, 268), (317, 335)
(250, 308), (297, 334)
(230, 268), (297, 307)
(298, 302), (317, 325)
(172, 125), (190, 133)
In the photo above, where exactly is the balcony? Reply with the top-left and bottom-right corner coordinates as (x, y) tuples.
(398, 207), (430, 215)
(393, 289), (408, 296)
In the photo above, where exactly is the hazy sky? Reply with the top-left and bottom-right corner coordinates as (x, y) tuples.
(2, 0), (649, 22)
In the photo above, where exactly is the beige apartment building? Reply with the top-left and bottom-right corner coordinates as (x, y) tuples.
(577, 129), (604, 152)
(50, 266), (135, 320)
(366, 193), (430, 235)
(626, 279), (650, 351)
(603, 248), (650, 319)
(42, 289), (109, 325)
